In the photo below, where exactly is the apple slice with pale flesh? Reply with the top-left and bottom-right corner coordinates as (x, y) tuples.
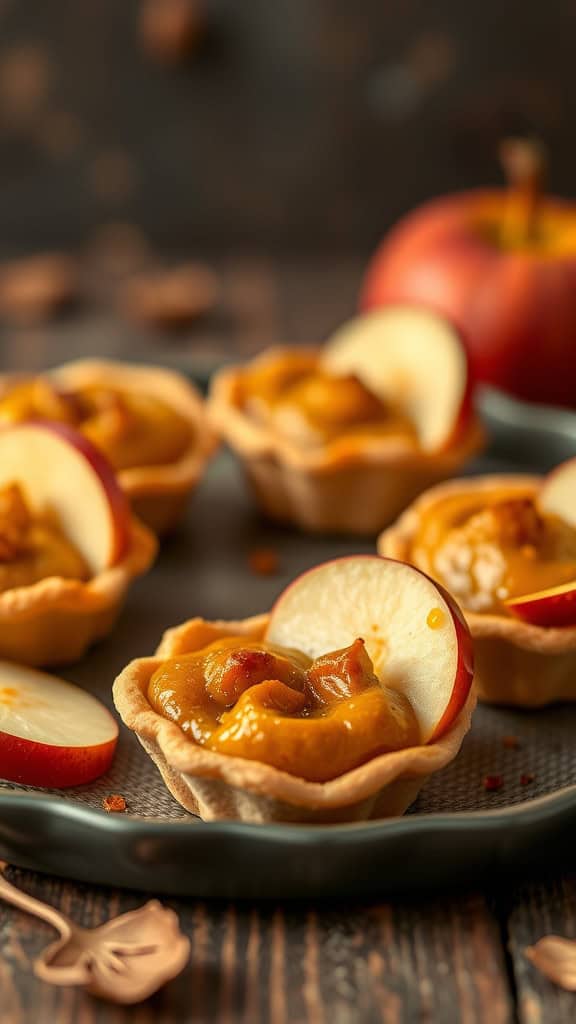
(266, 555), (474, 743)
(321, 306), (472, 451)
(0, 662), (118, 787)
(0, 421), (130, 573)
(505, 583), (576, 628)
(538, 457), (576, 529)
(504, 459), (576, 627)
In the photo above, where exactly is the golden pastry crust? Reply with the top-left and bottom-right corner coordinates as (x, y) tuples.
(114, 613), (475, 824)
(11, 359), (218, 534)
(378, 475), (576, 707)
(208, 348), (485, 535)
(0, 517), (157, 666)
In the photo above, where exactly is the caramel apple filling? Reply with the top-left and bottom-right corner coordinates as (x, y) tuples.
(0, 378), (191, 471)
(412, 490), (576, 613)
(148, 636), (419, 782)
(240, 352), (417, 449)
(0, 484), (88, 591)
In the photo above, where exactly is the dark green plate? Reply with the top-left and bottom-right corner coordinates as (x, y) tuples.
(1, 386), (576, 898)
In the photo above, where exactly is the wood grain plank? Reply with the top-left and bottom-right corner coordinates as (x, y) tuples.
(0, 867), (517, 1024)
(507, 876), (576, 1024)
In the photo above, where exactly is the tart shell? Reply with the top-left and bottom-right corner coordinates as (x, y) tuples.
(114, 613), (476, 824)
(378, 475), (576, 707)
(208, 349), (485, 535)
(49, 360), (218, 534)
(0, 518), (157, 667)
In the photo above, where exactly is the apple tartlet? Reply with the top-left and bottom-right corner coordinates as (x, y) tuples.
(379, 463), (576, 707)
(0, 422), (156, 666)
(0, 359), (217, 533)
(114, 556), (475, 824)
(208, 307), (484, 534)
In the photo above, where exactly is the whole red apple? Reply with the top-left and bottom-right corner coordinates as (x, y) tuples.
(361, 140), (576, 407)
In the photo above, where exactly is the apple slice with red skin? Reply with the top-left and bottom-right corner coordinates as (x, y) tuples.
(0, 662), (118, 787)
(505, 583), (576, 628)
(0, 421), (131, 573)
(321, 305), (473, 452)
(504, 459), (576, 627)
(265, 555), (474, 743)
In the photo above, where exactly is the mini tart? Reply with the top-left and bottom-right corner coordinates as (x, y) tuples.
(113, 613), (475, 824)
(208, 347), (484, 535)
(0, 517), (157, 667)
(4, 359), (218, 534)
(379, 475), (576, 708)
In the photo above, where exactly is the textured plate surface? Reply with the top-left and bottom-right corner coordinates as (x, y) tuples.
(1, 386), (576, 897)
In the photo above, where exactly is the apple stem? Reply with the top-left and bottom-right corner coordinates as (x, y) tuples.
(500, 138), (546, 247)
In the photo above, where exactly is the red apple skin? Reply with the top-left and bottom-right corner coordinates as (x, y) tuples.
(361, 190), (576, 407)
(505, 586), (576, 628)
(427, 576), (474, 742)
(0, 731), (118, 787)
(31, 419), (131, 565)
(268, 555), (474, 743)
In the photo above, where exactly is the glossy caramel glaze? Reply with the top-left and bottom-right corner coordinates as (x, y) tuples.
(240, 351), (417, 449)
(0, 377), (191, 471)
(412, 489), (576, 613)
(148, 637), (419, 782)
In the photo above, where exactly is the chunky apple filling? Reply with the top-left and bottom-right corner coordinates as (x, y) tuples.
(240, 351), (417, 449)
(0, 483), (88, 591)
(0, 378), (191, 471)
(148, 636), (419, 782)
(412, 490), (576, 613)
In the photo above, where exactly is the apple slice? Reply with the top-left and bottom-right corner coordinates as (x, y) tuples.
(0, 421), (131, 573)
(0, 662), (118, 787)
(321, 305), (472, 451)
(505, 582), (576, 628)
(538, 457), (576, 529)
(266, 555), (474, 743)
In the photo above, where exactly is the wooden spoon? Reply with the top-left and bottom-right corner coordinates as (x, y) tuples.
(0, 862), (190, 1003)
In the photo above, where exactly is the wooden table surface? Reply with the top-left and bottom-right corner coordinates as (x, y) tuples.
(2, 866), (576, 1023)
(0, 253), (574, 1023)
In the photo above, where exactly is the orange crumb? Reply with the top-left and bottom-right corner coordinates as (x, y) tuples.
(502, 735), (520, 750)
(248, 548), (280, 577)
(103, 794), (127, 813)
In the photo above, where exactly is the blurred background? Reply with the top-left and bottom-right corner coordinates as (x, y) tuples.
(0, 0), (573, 379)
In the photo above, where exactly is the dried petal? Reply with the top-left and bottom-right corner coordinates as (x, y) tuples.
(526, 936), (576, 990)
(35, 900), (190, 1003)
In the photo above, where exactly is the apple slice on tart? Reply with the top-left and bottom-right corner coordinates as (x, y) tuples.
(0, 420), (132, 573)
(0, 422), (156, 666)
(266, 555), (474, 744)
(504, 458), (576, 627)
(322, 305), (473, 452)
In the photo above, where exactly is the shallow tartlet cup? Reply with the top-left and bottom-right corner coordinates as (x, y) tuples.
(113, 613), (476, 824)
(0, 517), (157, 666)
(378, 474), (576, 708)
(208, 348), (484, 535)
(48, 359), (218, 534)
